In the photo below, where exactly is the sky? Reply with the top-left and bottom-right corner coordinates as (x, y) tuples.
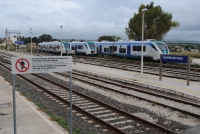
(1, 0), (200, 41)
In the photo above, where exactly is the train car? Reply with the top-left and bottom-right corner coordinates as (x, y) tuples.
(70, 42), (92, 55)
(38, 41), (68, 54)
(87, 41), (97, 55)
(95, 41), (169, 61)
(62, 42), (72, 54)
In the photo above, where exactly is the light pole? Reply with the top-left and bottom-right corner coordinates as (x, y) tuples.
(141, 8), (148, 78)
(60, 26), (63, 56)
(30, 28), (32, 55)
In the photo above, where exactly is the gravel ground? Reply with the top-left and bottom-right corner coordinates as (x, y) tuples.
(40, 72), (194, 132)
(0, 66), (111, 134)
(1, 51), (200, 133)
(50, 72), (200, 127)
(71, 71), (200, 115)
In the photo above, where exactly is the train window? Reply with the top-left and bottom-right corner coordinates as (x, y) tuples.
(151, 45), (157, 51)
(64, 44), (70, 49)
(104, 48), (109, 52)
(137, 46), (141, 51)
(44, 45), (46, 48)
(132, 46), (137, 51)
(119, 48), (126, 53)
(109, 46), (117, 51)
(49, 45), (52, 48)
(132, 46), (146, 51)
(143, 46), (146, 51)
(56, 45), (60, 48)
(78, 45), (83, 49)
(84, 44), (88, 49)
(72, 46), (74, 50)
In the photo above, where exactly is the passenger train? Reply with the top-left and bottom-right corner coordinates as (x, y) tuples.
(38, 40), (169, 61)
(38, 41), (96, 55)
(95, 40), (169, 61)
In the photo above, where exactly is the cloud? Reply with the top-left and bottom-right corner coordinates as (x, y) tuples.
(0, 0), (200, 41)
(115, 6), (137, 16)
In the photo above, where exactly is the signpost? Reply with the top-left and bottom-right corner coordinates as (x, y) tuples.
(160, 54), (190, 86)
(14, 41), (24, 45)
(11, 56), (73, 134)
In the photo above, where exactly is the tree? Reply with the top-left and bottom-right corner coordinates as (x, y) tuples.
(125, 2), (180, 40)
(111, 35), (122, 41)
(185, 44), (194, 50)
(0, 38), (3, 44)
(97, 36), (115, 42)
(20, 36), (29, 44)
(70, 39), (76, 42)
(39, 34), (53, 42)
(32, 37), (40, 44)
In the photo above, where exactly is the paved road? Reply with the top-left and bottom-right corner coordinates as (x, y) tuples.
(192, 58), (200, 64)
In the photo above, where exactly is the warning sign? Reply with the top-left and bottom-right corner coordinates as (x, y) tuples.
(15, 58), (30, 72)
(11, 56), (72, 74)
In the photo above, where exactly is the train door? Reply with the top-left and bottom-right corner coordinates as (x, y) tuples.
(127, 45), (131, 57)
(75, 45), (78, 54)
(84, 43), (89, 55)
(149, 43), (157, 58)
(100, 45), (102, 54)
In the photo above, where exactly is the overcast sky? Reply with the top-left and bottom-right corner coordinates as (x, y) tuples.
(1, 0), (199, 41)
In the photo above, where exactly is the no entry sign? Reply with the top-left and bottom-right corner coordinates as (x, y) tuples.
(15, 58), (30, 72)
(11, 56), (72, 74)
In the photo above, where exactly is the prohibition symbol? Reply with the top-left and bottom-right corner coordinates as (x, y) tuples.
(15, 58), (30, 72)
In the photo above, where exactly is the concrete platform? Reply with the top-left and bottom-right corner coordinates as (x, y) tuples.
(0, 76), (67, 134)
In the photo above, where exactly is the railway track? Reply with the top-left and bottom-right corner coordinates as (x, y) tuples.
(54, 71), (200, 119)
(0, 61), (176, 134)
(1, 50), (200, 81)
(75, 57), (200, 81)
(0, 51), (199, 133)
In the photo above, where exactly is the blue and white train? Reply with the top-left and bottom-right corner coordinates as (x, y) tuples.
(95, 40), (169, 61)
(38, 41), (97, 55)
(38, 41), (66, 53)
(38, 40), (169, 61)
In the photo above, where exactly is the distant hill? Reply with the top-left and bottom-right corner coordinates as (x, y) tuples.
(163, 39), (200, 43)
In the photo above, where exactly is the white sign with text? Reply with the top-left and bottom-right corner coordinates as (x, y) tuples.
(11, 56), (72, 74)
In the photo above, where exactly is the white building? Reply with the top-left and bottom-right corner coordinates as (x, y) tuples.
(9, 36), (17, 43)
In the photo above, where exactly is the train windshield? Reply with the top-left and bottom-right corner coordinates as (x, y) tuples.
(154, 41), (167, 51)
(63, 42), (70, 49)
(88, 42), (95, 50)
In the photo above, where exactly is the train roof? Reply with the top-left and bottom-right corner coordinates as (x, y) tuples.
(95, 41), (152, 44)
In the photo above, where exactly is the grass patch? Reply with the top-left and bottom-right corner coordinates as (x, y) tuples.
(179, 114), (189, 118)
(4, 78), (10, 82)
(47, 113), (83, 133)
(103, 54), (109, 59)
(15, 84), (20, 87)
(47, 113), (68, 129)
(27, 98), (32, 101)
(72, 128), (81, 134)
(171, 52), (200, 58)
(1, 74), (7, 78)
(151, 101), (156, 106)
(191, 63), (200, 68)
(35, 102), (48, 111)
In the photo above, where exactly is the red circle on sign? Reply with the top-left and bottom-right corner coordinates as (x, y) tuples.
(15, 58), (30, 72)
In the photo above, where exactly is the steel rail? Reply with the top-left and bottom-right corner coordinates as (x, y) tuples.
(56, 72), (200, 119)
